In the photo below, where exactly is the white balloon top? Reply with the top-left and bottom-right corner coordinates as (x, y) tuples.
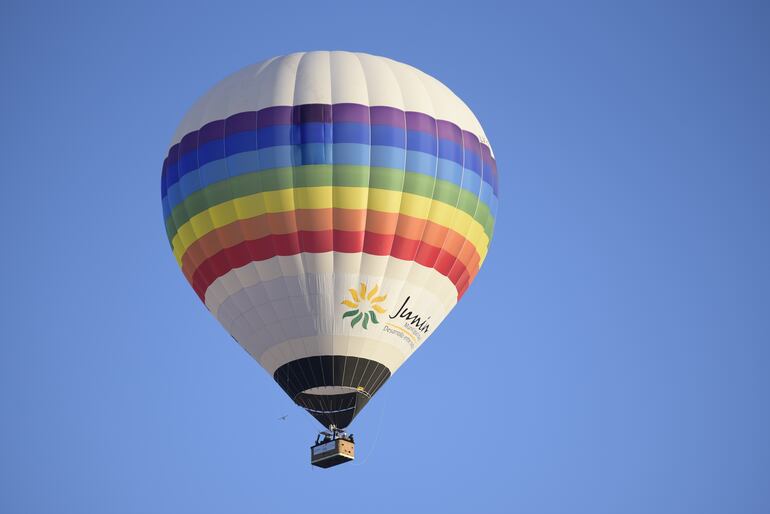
(172, 51), (490, 154)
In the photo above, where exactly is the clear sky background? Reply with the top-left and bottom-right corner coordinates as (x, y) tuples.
(1, 1), (768, 513)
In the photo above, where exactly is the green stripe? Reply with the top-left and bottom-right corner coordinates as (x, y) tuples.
(165, 164), (495, 243)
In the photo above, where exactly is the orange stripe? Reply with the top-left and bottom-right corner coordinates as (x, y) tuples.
(180, 208), (481, 282)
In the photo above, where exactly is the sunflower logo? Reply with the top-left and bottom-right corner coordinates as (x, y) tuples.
(341, 283), (387, 329)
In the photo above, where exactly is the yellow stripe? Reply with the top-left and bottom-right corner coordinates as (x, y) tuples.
(170, 187), (490, 265)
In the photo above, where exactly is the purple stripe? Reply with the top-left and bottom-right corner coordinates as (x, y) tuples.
(165, 142), (180, 169)
(199, 120), (225, 146)
(225, 111), (256, 135)
(292, 104), (331, 124)
(462, 129), (480, 147)
(160, 156), (169, 197)
(257, 106), (292, 128)
(436, 119), (463, 147)
(331, 103), (370, 123)
(370, 106), (406, 127)
(164, 103), (492, 167)
(479, 141), (498, 194)
(179, 132), (198, 155)
(480, 144), (493, 167)
(166, 145), (179, 189)
(406, 111), (436, 134)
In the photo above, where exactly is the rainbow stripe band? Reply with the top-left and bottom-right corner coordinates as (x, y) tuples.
(183, 208), (482, 300)
(191, 229), (477, 301)
(162, 103), (498, 300)
(180, 208), (481, 279)
(163, 142), (497, 221)
(162, 103), (498, 196)
(164, 165), (496, 248)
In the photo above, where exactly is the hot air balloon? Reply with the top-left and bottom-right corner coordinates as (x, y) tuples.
(161, 51), (498, 467)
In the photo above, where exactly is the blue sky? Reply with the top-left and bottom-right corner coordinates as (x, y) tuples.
(1, 1), (769, 512)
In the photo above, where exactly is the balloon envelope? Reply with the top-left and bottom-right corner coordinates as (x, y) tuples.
(161, 51), (498, 428)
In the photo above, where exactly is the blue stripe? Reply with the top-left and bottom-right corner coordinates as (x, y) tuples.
(463, 147), (481, 175)
(479, 182), (495, 210)
(162, 142), (498, 216)
(167, 160), (179, 191)
(257, 125), (291, 147)
(333, 143), (370, 165)
(161, 166), (169, 208)
(198, 139), (225, 168)
(225, 131), (257, 156)
(438, 138), (463, 164)
(405, 150), (437, 178)
(255, 122), (335, 147)
(371, 125), (405, 148)
(333, 122), (370, 145)
(437, 158), (463, 185)
(481, 152), (496, 193)
(406, 130), (436, 154)
(161, 190), (171, 220)
(164, 122), (488, 192)
(179, 150), (198, 175)
(297, 122), (331, 145)
(459, 168), (482, 196)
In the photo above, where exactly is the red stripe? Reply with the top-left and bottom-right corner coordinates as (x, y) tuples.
(192, 229), (478, 300)
(179, 209), (483, 286)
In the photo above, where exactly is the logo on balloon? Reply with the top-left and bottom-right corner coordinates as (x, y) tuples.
(341, 283), (387, 330)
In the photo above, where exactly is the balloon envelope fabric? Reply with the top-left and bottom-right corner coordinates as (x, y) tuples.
(161, 51), (498, 429)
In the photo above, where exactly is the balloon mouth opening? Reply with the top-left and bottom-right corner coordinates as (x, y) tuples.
(302, 385), (371, 397)
(295, 389), (371, 430)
